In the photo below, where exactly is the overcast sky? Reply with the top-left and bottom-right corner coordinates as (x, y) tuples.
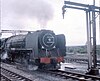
(1, 0), (100, 46)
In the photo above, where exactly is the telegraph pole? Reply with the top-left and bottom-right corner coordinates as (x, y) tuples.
(62, 0), (100, 75)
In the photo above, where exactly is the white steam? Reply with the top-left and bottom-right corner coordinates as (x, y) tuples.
(1, 52), (8, 59)
(1, 0), (54, 29)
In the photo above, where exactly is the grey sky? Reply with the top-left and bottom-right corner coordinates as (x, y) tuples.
(1, 0), (100, 46)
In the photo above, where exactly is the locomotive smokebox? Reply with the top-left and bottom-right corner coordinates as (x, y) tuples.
(25, 30), (57, 58)
(39, 30), (57, 50)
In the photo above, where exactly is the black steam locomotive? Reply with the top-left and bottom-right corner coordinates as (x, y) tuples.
(0, 30), (66, 70)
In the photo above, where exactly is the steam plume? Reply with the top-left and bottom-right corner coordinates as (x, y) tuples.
(1, 0), (54, 29)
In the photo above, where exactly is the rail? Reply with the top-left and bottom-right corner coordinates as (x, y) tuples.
(1, 67), (33, 81)
(39, 69), (100, 81)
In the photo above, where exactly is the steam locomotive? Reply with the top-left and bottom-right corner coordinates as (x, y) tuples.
(0, 30), (66, 70)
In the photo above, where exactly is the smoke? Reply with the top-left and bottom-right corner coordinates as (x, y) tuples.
(1, 0), (54, 29)
(1, 52), (8, 60)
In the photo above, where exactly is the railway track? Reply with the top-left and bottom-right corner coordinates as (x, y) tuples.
(1, 62), (100, 81)
(64, 58), (100, 69)
(1, 73), (11, 81)
(1, 67), (33, 81)
(39, 70), (100, 81)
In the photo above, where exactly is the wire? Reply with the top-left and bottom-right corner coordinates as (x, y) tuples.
(99, 0), (100, 41)
(95, 13), (100, 19)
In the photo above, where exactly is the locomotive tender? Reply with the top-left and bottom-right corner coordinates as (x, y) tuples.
(0, 30), (66, 70)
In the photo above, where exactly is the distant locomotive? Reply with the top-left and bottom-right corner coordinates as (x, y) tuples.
(0, 30), (66, 70)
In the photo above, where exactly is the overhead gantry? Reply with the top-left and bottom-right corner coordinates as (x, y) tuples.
(62, 0), (100, 75)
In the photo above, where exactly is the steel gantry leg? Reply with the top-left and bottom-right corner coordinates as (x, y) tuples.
(86, 10), (99, 75)
(86, 11), (92, 71)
